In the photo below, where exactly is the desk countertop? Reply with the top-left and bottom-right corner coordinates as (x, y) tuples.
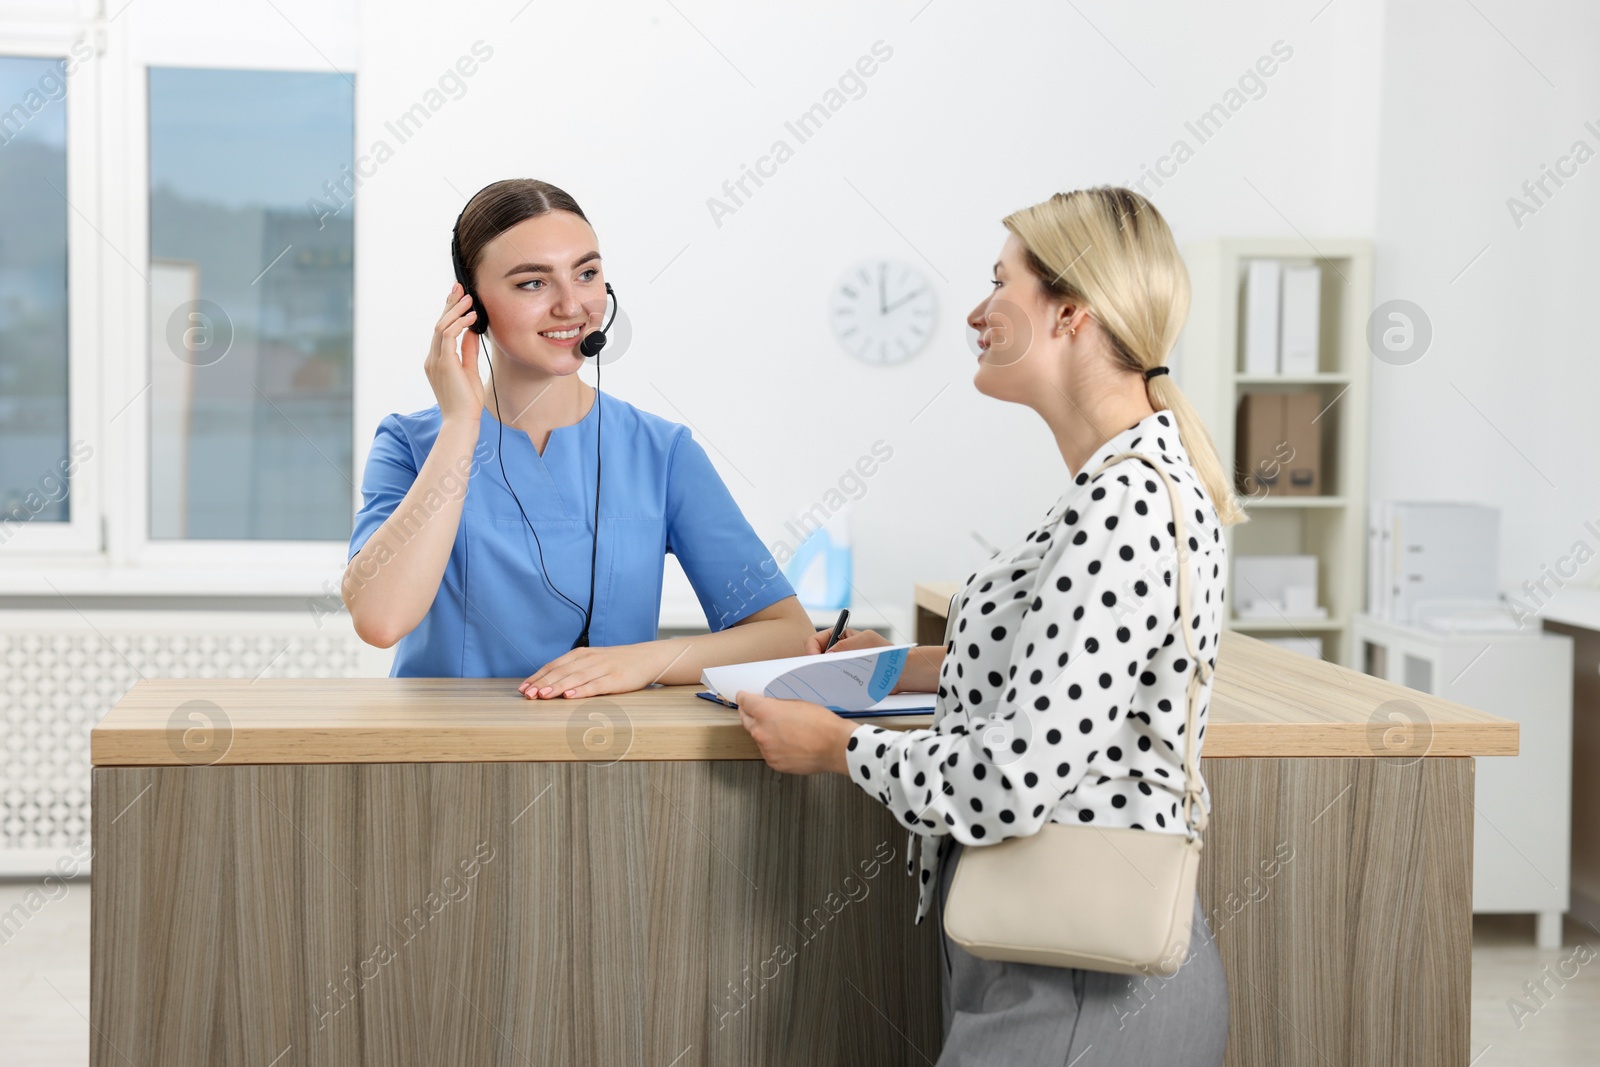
(92, 630), (1517, 767)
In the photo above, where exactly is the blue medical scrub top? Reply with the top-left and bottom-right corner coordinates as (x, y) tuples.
(348, 393), (795, 678)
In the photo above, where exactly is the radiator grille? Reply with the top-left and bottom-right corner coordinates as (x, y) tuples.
(0, 613), (389, 873)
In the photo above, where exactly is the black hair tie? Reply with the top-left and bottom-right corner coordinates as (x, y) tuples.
(1143, 366), (1170, 381)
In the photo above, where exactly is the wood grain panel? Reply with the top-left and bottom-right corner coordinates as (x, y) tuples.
(92, 761), (942, 1066)
(91, 631), (1517, 767)
(94, 755), (1476, 1066)
(1198, 756), (1473, 1067)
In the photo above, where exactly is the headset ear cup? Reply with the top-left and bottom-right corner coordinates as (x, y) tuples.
(451, 221), (489, 335)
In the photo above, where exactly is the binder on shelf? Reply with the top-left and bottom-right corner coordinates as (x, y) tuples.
(1279, 265), (1321, 376)
(1367, 498), (1391, 620)
(1376, 502), (1499, 624)
(1244, 259), (1281, 375)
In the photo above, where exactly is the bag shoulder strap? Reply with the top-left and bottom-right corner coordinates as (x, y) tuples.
(1083, 447), (1213, 839)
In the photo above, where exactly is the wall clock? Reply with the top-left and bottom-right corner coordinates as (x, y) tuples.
(829, 259), (937, 365)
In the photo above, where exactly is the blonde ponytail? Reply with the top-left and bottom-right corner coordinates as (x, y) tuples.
(1003, 187), (1248, 527)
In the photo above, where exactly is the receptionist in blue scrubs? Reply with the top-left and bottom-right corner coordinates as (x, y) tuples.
(342, 179), (813, 696)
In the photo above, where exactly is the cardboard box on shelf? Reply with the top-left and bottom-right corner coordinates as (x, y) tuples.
(1235, 391), (1324, 497)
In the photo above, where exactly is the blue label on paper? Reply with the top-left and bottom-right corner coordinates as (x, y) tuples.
(866, 647), (908, 702)
(763, 646), (911, 712)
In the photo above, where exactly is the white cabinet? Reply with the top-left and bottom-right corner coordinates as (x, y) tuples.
(1353, 613), (1572, 947)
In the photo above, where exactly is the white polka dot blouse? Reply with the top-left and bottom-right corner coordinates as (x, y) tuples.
(845, 410), (1229, 924)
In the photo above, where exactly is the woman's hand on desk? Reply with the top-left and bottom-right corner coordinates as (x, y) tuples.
(735, 691), (856, 776)
(519, 643), (667, 700)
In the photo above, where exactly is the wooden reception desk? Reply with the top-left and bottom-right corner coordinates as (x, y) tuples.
(91, 624), (1517, 1067)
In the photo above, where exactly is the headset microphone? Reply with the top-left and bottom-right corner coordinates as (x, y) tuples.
(452, 206), (619, 654)
(579, 284), (616, 358)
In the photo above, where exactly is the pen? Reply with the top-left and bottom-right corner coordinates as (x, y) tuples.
(822, 608), (850, 652)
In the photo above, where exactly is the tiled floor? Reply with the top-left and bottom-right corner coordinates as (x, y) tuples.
(1470, 913), (1600, 1065)
(4, 880), (1597, 1065)
(0, 879), (91, 1066)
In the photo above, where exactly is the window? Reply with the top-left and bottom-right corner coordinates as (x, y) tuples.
(0, 5), (360, 581)
(0, 54), (71, 533)
(147, 67), (354, 541)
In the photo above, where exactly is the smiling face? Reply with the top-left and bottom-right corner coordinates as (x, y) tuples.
(472, 209), (608, 374)
(966, 231), (1072, 405)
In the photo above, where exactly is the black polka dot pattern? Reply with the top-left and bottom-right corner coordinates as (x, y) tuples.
(843, 411), (1227, 925)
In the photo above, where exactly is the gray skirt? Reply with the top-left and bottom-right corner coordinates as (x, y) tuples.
(933, 841), (1229, 1067)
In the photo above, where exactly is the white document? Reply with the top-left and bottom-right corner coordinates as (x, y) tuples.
(1244, 259), (1282, 375)
(699, 644), (935, 716)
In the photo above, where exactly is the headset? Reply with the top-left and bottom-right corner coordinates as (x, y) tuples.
(450, 209), (619, 650)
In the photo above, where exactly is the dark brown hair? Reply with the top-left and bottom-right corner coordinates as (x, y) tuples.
(455, 179), (589, 287)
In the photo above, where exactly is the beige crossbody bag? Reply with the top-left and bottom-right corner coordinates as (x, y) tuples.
(941, 449), (1214, 976)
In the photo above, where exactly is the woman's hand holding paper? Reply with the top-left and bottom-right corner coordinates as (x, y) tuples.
(735, 690), (856, 776)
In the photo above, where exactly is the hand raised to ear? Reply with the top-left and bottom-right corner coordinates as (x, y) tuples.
(429, 282), (485, 426)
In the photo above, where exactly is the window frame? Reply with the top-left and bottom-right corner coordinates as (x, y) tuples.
(122, 54), (357, 574)
(0, 23), (104, 558)
(0, 6), (360, 592)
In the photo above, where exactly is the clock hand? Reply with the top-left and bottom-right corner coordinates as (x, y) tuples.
(883, 288), (926, 314)
(878, 263), (886, 314)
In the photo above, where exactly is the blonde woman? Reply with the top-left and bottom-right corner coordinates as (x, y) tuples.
(735, 187), (1241, 1063)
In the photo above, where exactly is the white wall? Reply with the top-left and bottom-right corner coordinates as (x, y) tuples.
(352, 0), (1387, 630)
(1370, 0), (1600, 610)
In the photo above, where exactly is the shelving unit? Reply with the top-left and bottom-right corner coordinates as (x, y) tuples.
(1180, 238), (1373, 667)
